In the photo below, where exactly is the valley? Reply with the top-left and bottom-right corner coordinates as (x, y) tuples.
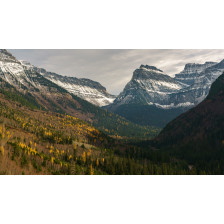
(1, 49), (224, 175)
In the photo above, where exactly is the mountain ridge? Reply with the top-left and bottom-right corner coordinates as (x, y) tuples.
(19, 60), (116, 107)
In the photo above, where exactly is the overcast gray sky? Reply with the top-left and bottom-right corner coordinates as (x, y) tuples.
(8, 49), (224, 95)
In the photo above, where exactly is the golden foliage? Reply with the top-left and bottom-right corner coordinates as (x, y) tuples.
(82, 152), (86, 163)
(0, 124), (13, 156)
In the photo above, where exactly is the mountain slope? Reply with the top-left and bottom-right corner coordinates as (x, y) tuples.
(20, 60), (116, 107)
(111, 104), (186, 128)
(0, 50), (157, 138)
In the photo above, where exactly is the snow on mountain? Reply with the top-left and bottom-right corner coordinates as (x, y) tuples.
(42, 72), (116, 107)
(175, 62), (217, 85)
(20, 62), (116, 107)
(173, 60), (224, 106)
(2, 49), (223, 111)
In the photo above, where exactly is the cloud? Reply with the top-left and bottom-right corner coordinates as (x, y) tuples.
(8, 49), (224, 95)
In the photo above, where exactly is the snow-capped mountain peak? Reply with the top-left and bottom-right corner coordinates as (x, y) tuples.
(0, 50), (34, 87)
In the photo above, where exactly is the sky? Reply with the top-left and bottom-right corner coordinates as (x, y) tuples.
(8, 49), (224, 95)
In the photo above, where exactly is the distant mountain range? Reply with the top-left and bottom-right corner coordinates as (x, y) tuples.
(0, 49), (155, 138)
(2, 49), (224, 130)
(106, 60), (224, 127)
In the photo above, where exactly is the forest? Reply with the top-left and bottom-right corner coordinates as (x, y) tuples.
(0, 95), (218, 175)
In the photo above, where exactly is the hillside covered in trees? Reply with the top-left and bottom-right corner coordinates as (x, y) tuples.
(0, 86), (197, 175)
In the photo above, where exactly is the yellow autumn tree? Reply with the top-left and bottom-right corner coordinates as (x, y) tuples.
(51, 156), (55, 165)
(0, 145), (4, 156)
(82, 152), (86, 163)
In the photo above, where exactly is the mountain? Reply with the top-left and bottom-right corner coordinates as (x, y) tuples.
(153, 72), (224, 169)
(106, 61), (224, 127)
(110, 65), (187, 107)
(0, 50), (157, 138)
(20, 60), (116, 107)
(175, 62), (217, 85)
